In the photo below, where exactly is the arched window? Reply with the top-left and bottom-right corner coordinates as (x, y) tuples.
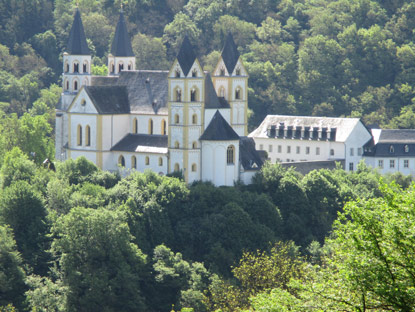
(85, 125), (91, 146)
(405, 144), (409, 153)
(83, 61), (88, 73)
(330, 149), (334, 156)
(192, 68), (197, 77)
(65, 61), (69, 73)
(161, 119), (166, 135)
(77, 125), (82, 146)
(73, 62), (79, 73)
(118, 155), (125, 167)
(191, 163), (197, 172)
(148, 119), (153, 135)
(174, 163), (180, 172)
(175, 88), (182, 102)
(192, 114), (197, 125)
(131, 156), (137, 169)
(190, 88), (197, 102)
(227, 145), (235, 164)
(235, 88), (241, 100)
(389, 145), (395, 153)
(175, 69), (181, 78)
(174, 114), (180, 124)
(81, 99), (86, 106)
(158, 157), (163, 166)
(83, 77), (88, 86)
(219, 87), (225, 97)
(220, 67), (225, 76)
(133, 118), (138, 133)
(174, 141), (180, 148)
(128, 62), (132, 70)
(236, 67), (241, 75)
(192, 141), (197, 149)
(65, 80), (69, 90)
(145, 156), (150, 165)
(110, 62), (114, 74)
(118, 62), (124, 72)
(74, 80), (78, 91)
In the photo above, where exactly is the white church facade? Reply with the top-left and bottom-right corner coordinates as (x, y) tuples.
(55, 8), (263, 186)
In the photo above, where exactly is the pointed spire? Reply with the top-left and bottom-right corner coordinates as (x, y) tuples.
(177, 36), (197, 76)
(67, 8), (90, 55)
(221, 32), (240, 75)
(111, 9), (134, 57)
(204, 73), (229, 109)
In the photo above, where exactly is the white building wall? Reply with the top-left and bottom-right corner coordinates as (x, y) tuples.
(69, 150), (97, 164)
(69, 114), (97, 150)
(344, 122), (372, 171)
(187, 150), (201, 183)
(204, 109), (231, 130)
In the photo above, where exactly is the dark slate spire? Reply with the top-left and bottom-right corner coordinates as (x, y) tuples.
(67, 8), (90, 55)
(111, 9), (134, 57)
(200, 110), (239, 141)
(177, 36), (197, 76)
(221, 32), (240, 75)
(204, 73), (230, 109)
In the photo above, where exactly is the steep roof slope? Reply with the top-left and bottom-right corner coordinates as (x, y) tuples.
(67, 8), (90, 55)
(200, 110), (239, 141)
(110, 10), (134, 57)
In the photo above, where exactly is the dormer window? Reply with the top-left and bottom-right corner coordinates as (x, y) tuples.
(175, 69), (181, 78)
(220, 67), (225, 76)
(405, 145), (409, 153)
(236, 67), (241, 75)
(192, 69), (197, 77)
(389, 145), (395, 153)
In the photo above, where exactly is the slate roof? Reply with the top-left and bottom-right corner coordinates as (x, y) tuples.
(364, 129), (415, 157)
(204, 73), (230, 109)
(249, 115), (364, 142)
(66, 8), (90, 55)
(116, 71), (169, 114)
(221, 32), (240, 75)
(111, 134), (168, 154)
(200, 110), (240, 141)
(91, 76), (119, 86)
(84, 86), (130, 114)
(111, 10), (134, 57)
(177, 36), (197, 76)
(239, 137), (264, 170)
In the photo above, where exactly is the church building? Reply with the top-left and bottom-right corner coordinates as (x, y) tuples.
(55, 8), (263, 186)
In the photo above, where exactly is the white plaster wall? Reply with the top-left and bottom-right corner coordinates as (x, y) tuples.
(364, 157), (415, 176)
(169, 60), (184, 78)
(187, 150), (201, 183)
(101, 115), (112, 150)
(231, 59), (247, 76)
(170, 80), (185, 101)
(133, 114), (168, 135)
(231, 79), (246, 101)
(170, 126), (183, 148)
(187, 80), (204, 102)
(105, 152), (168, 175)
(188, 127), (201, 148)
(344, 122), (372, 171)
(55, 114), (63, 160)
(112, 115), (130, 148)
(240, 171), (256, 185)
(214, 59), (229, 76)
(69, 150), (97, 164)
(187, 61), (203, 78)
(69, 89), (97, 114)
(170, 150), (184, 172)
(70, 114), (97, 150)
(170, 105), (184, 125)
(204, 109), (231, 130)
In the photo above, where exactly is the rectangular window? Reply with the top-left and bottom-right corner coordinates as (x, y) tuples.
(268, 145), (273, 152)
(287, 146), (291, 153)
(390, 160), (395, 168)
(316, 147), (320, 155)
(278, 145), (282, 153)
(296, 146), (300, 154)
(350, 148), (354, 156)
(404, 159), (409, 168)
(259, 144), (263, 150)
(357, 148), (362, 156)
(378, 160), (383, 168)
(306, 147), (310, 155)
(349, 162), (354, 171)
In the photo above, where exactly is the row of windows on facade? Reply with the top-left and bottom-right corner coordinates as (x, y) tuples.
(267, 126), (337, 141)
(378, 159), (411, 169)
(65, 61), (89, 74)
(77, 125), (91, 146)
(109, 61), (133, 74)
(132, 118), (167, 135)
(117, 155), (198, 172)
(174, 66), (241, 79)
(64, 78), (89, 92)
(173, 87), (243, 102)
(389, 145), (411, 153)
(260, 144), (336, 156)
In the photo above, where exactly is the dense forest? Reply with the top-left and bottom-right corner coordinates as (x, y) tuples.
(1, 0), (415, 311)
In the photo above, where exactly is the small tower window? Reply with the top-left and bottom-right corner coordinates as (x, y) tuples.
(145, 156), (150, 165)
(128, 62), (132, 70)
(219, 87), (225, 97)
(83, 61), (88, 73)
(119, 63), (124, 72)
(236, 67), (241, 75)
(175, 89), (182, 102)
(175, 69), (181, 78)
(118, 155), (125, 167)
(65, 80), (69, 90)
(65, 61), (69, 73)
(174, 114), (180, 124)
(77, 125), (82, 146)
(159, 157), (163, 166)
(220, 67), (225, 76)
(227, 145), (235, 164)
(235, 88), (241, 100)
(190, 89), (197, 102)
(191, 163), (197, 172)
(131, 156), (137, 169)
(133, 118), (138, 134)
(192, 69), (197, 77)
(73, 62), (79, 73)
(85, 125), (91, 146)
(110, 63), (115, 74)
(192, 114), (197, 125)
(74, 80), (78, 91)
(161, 119), (166, 135)
(148, 119), (153, 135)
(174, 163), (180, 172)
(174, 141), (180, 148)
(192, 141), (197, 149)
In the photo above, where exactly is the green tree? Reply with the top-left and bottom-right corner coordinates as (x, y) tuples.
(132, 33), (169, 70)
